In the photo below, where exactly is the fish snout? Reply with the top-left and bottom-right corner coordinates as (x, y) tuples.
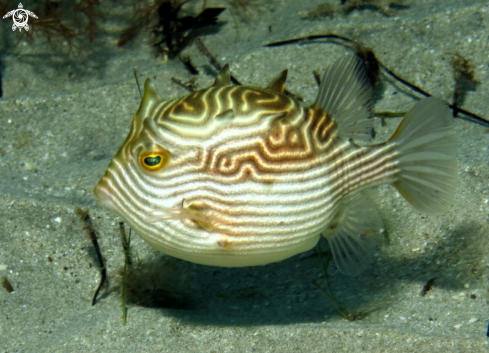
(93, 176), (117, 212)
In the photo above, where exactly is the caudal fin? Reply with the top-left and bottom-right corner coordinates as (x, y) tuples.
(390, 97), (458, 214)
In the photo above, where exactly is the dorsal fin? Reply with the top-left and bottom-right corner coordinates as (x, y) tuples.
(213, 64), (231, 87)
(137, 79), (162, 119)
(266, 69), (288, 93)
(313, 55), (373, 141)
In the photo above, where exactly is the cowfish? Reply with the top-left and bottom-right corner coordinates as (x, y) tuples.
(94, 56), (457, 276)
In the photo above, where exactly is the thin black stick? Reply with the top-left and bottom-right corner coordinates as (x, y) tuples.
(76, 208), (107, 305)
(314, 241), (361, 321)
(119, 222), (131, 325)
(379, 61), (489, 126)
(133, 67), (142, 99)
(265, 34), (489, 127)
(195, 38), (242, 85)
(195, 38), (222, 71)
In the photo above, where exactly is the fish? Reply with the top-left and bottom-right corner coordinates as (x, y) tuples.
(94, 55), (458, 276)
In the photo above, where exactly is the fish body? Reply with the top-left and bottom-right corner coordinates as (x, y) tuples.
(94, 56), (457, 276)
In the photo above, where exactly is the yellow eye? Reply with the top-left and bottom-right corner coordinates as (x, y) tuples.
(139, 150), (169, 171)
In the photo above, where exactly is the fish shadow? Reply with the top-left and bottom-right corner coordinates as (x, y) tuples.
(125, 222), (483, 325)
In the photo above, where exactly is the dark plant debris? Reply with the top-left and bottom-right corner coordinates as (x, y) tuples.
(180, 55), (199, 75)
(420, 277), (437, 296)
(12, 0), (102, 53)
(75, 208), (107, 306)
(2, 276), (14, 293)
(265, 34), (489, 127)
(301, 0), (410, 19)
(73, 0), (102, 43)
(171, 76), (198, 92)
(170, 56), (199, 92)
(118, 0), (226, 58)
(449, 53), (480, 117)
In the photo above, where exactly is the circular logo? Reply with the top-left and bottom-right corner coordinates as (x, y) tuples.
(2, 3), (38, 32)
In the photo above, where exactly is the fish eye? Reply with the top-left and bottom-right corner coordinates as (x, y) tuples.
(144, 155), (161, 166)
(139, 150), (169, 172)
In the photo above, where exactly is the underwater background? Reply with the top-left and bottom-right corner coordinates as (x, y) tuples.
(1, 0), (488, 351)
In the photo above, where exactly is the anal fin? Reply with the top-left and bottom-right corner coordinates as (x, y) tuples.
(322, 193), (384, 276)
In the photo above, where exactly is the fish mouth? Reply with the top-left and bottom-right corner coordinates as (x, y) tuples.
(93, 177), (118, 213)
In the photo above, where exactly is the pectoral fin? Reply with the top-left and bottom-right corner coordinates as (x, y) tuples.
(148, 200), (216, 232)
(182, 200), (216, 231)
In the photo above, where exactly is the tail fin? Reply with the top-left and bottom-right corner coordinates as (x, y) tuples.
(390, 97), (458, 214)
